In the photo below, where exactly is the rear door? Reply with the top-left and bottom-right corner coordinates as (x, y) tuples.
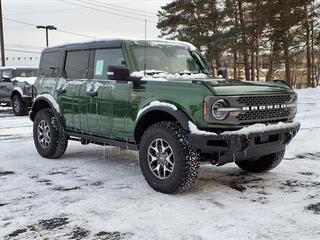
(59, 50), (90, 131)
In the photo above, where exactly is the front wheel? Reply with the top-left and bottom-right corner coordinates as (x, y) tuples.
(139, 121), (200, 194)
(33, 109), (68, 159)
(235, 150), (285, 173)
(12, 95), (27, 116)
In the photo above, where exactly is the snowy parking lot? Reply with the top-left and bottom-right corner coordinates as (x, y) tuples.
(1, 88), (320, 240)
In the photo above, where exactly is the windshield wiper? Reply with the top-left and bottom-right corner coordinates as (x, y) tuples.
(145, 70), (169, 76)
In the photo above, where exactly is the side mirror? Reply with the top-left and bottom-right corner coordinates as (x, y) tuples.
(273, 79), (290, 87)
(107, 65), (130, 80)
(3, 75), (11, 82)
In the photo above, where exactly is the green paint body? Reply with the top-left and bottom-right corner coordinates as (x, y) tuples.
(34, 40), (295, 142)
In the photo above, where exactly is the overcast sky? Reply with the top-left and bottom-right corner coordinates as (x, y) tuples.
(2, 0), (172, 66)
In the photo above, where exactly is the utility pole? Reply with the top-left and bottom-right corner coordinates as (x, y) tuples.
(0, 0), (6, 66)
(36, 25), (57, 47)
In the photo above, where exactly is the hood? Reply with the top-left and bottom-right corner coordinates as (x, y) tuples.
(14, 77), (37, 85)
(189, 78), (294, 96)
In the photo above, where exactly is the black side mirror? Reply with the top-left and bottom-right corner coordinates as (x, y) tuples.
(3, 76), (11, 82)
(273, 79), (290, 87)
(107, 65), (130, 80)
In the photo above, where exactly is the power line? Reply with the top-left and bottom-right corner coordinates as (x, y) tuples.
(77, 0), (158, 18)
(3, 17), (96, 39)
(7, 7), (80, 16)
(5, 48), (41, 54)
(59, 0), (157, 23)
(5, 43), (44, 49)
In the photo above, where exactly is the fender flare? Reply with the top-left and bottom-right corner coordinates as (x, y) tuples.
(29, 95), (65, 128)
(11, 87), (24, 100)
(134, 105), (191, 143)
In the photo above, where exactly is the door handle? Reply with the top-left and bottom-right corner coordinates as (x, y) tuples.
(56, 88), (66, 94)
(86, 90), (98, 97)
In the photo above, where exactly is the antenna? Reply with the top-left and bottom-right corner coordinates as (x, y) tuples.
(144, 18), (147, 76)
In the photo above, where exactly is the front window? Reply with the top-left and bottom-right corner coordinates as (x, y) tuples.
(2, 70), (13, 79)
(131, 44), (207, 75)
(14, 69), (38, 78)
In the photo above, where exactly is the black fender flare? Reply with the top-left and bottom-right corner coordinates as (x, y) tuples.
(29, 96), (65, 128)
(134, 105), (191, 143)
(10, 88), (23, 100)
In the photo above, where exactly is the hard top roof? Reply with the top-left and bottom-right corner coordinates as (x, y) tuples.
(42, 38), (196, 52)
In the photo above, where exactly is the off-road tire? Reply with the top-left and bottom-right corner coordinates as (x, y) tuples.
(139, 121), (200, 194)
(33, 109), (68, 159)
(235, 150), (285, 173)
(12, 95), (27, 116)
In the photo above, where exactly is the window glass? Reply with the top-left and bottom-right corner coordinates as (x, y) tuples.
(39, 51), (62, 77)
(14, 69), (38, 77)
(2, 70), (13, 79)
(64, 50), (90, 79)
(93, 48), (126, 79)
(131, 46), (201, 74)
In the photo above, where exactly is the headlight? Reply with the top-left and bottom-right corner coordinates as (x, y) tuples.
(212, 99), (229, 120)
(24, 84), (32, 96)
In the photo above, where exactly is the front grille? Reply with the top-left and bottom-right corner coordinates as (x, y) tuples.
(237, 95), (292, 106)
(235, 94), (296, 124)
(237, 109), (291, 121)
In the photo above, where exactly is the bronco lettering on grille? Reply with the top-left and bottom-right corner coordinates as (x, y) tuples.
(242, 104), (296, 111)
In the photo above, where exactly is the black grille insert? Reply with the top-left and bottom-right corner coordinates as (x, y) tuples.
(235, 94), (295, 123)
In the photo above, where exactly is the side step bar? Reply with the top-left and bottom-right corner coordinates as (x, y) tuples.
(65, 131), (139, 151)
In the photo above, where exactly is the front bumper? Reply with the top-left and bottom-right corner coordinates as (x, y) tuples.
(188, 122), (300, 164)
(21, 96), (33, 107)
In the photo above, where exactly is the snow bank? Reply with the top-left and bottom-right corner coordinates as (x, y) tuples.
(136, 101), (177, 120)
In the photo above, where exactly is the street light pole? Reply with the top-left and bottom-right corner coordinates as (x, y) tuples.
(36, 25), (57, 47)
(0, 0), (6, 66)
(46, 27), (49, 47)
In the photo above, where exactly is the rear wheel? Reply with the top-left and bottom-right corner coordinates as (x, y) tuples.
(33, 109), (68, 159)
(139, 121), (199, 194)
(235, 150), (285, 173)
(12, 95), (27, 116)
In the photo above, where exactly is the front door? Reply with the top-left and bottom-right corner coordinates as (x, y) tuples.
(82, 48), (128, 138)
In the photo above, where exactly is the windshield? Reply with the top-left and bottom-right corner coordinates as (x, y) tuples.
(131, 45), (207, 74)
(14, 69), (38, 78)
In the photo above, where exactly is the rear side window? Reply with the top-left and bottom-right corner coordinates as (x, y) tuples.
(39, 51), (62, 77)
(64, 50), (90, 79)
(93, 48), (126, 79)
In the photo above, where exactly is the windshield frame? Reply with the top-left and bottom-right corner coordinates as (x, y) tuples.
(129, 43), (210, 75)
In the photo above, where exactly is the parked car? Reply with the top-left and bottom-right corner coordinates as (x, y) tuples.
(0, 66), (38, 115)
(30, 39), (300, 193)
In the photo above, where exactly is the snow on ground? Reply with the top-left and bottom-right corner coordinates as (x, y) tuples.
(1, 89), (320, 240)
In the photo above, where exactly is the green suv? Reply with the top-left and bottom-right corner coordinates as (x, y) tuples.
(30, 39), (300, 193)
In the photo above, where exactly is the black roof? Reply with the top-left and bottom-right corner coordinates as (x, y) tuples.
(42, 39), (124, 53)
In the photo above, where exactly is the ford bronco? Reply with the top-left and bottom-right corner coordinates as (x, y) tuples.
(30, 39), (300, 193)
(0, 66), (38, 115)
